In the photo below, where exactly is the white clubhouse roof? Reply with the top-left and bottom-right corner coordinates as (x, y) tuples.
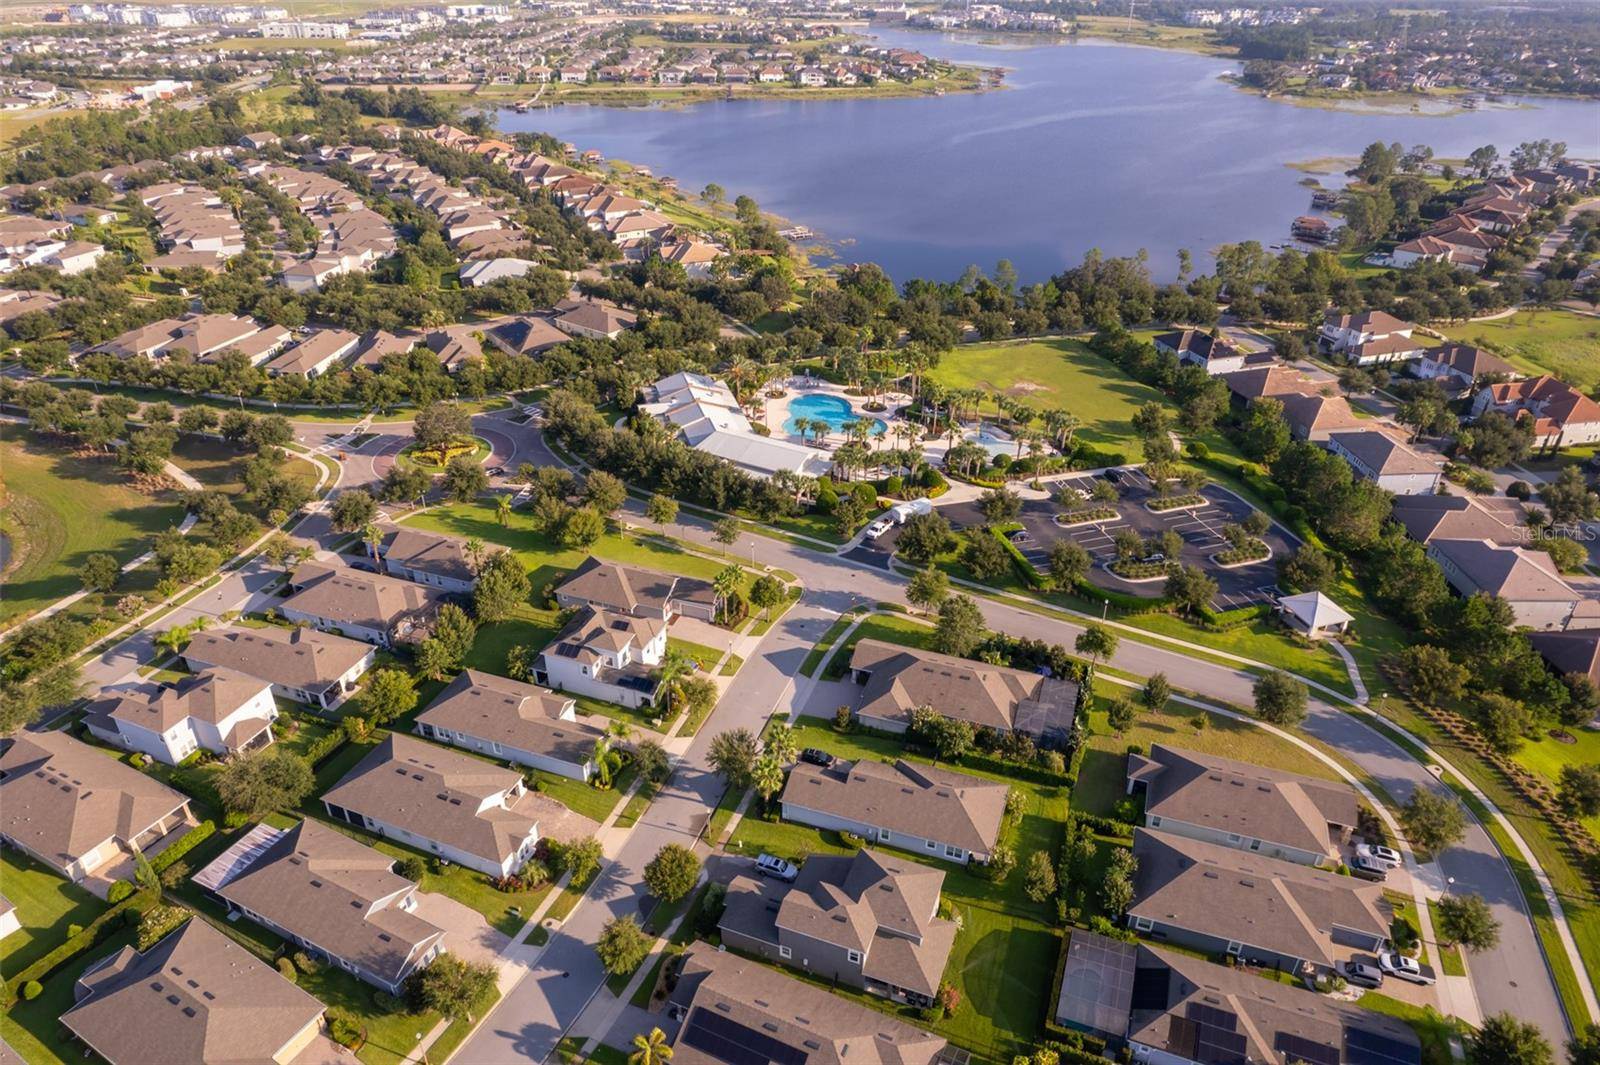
(642, 372), (830, 479)
(1277, 591), (1354, 631)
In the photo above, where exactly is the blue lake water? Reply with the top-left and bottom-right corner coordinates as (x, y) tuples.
(783, 393), (888, 436)
(500, 27), (1599, 283)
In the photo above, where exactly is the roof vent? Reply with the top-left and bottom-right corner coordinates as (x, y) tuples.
(183, 1007), (197, 1018)
(310, 879), (323, 888)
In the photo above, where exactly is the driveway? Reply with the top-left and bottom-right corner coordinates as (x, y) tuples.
(413, 892), (510, 970)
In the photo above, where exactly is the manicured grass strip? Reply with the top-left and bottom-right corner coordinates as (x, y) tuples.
(0, 852), (107, 981)
(1355, 992), (1460, 1065)
(821, 613), (934, 680)
(718, 653), (744, 676)
(425, 985), (503, 1064)
(669, 638), (727, 672)
(799, 610), (863, 678)
(1425, 900), (1467, 977)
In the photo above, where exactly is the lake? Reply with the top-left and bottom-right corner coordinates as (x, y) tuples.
(499, 27), (1600, 283)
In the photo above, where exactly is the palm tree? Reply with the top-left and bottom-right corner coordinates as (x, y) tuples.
(362, 523), (384, 565)
(465, 536), (486, 574)
(652, 646), (696, 716)
(496, 494), (512, 527)
(712, 564), (743, 623)
(631, 1028), (674, 1065)
(752, 754), (784, 807)
(590, 736), (623, 789)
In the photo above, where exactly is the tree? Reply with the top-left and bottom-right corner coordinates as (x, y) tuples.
(750, 752), (785, 804)
(473, 551), (531, 623)
(330, 489), (376, 532)
(415, 638), (455, 681)
(1075, 624), (1118, 669)
(763, 722), (799, 765)
(1024, 850), (1057, 903)
(634, 740), (670, 783)
(1101, 847), (1137, 915)
(217, 747), (313, 819)
(1142, 673), (1171, 710)
(413, 401), (470, 453)
(1541, 466), (1598, 525)
(1468, 1014), (1551, 1065)
(963, 530), (1009, 579)
(750, 575), (786, 619)
(1252, 671), (1307, 726)
(559, 837), (603, 884)
(933, 594), (985, 657)
(434, 603), (477, 666)
(713, 564), (744, 623)
(708, 727), (761, 791)
(712, 517), (740, 546)
(1558, 764), (1600, 817)
(906, 567), (949, 613)
(443, 456), (489, 502)
(1436, 893), (1501, 953)
(381, 464), (432, 505)
(409, 955), (497, 1022)
(79, 552), (120, 593)
(1401, 787), (1466, 854)
(646, 494), (678, 528)
(359, 668), (417, 724)
(896, 511), (953, 565)
(496, 494), (513, 527)
(1106, 697), (1136, 736)
(584, 470), (628, 517)
(1164, 564), (1217, 617)
(560, 506), (606, 548)
(1568, 1023), (1600, 1065)
(1047, 540), (1089, 589)
(1399, 644), (1468, 705)
(978, 487), (1021, 524)
(632, 1027), (674, 1065)
(596, 916), (651, 975)
(643, 843), (700, 903)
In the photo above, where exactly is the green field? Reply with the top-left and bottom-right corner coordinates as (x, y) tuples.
(168, 436), (320, 512)
(821, 612), (934, 679)
(0, 424), (186, 626)
(927, 338), (1177, 461)
(1511, 725), (1600, 840)
(0, 852), (107, 981)
(1443, 309), (1600, 392)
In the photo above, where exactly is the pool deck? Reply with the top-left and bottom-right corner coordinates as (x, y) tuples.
(762, 378), (910, 448)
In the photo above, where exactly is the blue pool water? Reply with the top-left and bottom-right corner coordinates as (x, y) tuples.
(783, 394), (887, 437)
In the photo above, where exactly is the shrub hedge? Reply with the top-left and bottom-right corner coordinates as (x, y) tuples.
(3, 890), (155, 1006)
(150, 820), (215, 875)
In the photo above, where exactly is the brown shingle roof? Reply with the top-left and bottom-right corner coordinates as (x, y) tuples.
(781, 759), (1006, 857)
(849, 638), (1076, 734)
(415, 669), (604, 772)
(183, 624), (371, 692)
(284, 561), (446, 635)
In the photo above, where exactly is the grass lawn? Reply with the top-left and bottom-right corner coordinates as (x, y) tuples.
(1071, 685), (1340, 820)
(555, 1036), (631, 1065)
(533, 763), (635, 824)
(461, 602), (564, 679)
(403, 501), (749, 594)
(1443, 309), (1600, 392)
(725, 720), (1065, 1061)
(0, 852), (107, 981)
(1423, 900), (1466, 976)
(670, 637), (728, 672)
(0, 424), (186, 626)
(1, 925), (138, 1065)
(1354, 992), (1460, 1065)
(820, 612), (934, 680)
(800, 610), (862, 677)
(168, 436), (319, 514)
(1510, 724), (1600, 840)
(927, 338), (1177, 461)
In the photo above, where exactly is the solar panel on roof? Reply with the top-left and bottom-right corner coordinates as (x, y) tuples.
(1187, 1003), (1246, 1065)
(1276, 1032), (1340, 1065)
(1346, 1028), (1422, 1065)
(1129, 965), (1171, 1011)
(683, 1007), (809, 1065)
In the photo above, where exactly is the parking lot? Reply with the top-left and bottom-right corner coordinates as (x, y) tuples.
(931, 468), (1297, 611)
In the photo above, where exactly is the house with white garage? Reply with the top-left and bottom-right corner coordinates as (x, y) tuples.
(415, 669), (606, 781)
(534, 606), (664, 709)
(1413, 343), (1518, 392)
(555, 555), (718, 622)
(1153, 329), (1249, 376)
(83, 670), (278, 765)
(321, 733), (559, 877)
(1324, 430), (1441, 495)
(281, 561), (447, 646)
(1426, 538), (1598, 631)
(780, 758), (1007, 866)
(1318, 310), (1424, 366)
(0, 730), (193, 883)
(380, 527), (479, 593)
(182, 624), (374, 710)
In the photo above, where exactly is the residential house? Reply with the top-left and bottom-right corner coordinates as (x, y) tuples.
(0, 287), (62, 324)
(666, 948), (947, 1065)
(167, 314), (266, 360)
(554, 555), (718, 622)
(485, 315), (570, 358)
(353, 329), (421, 368)
(1127, 829), (1391, 976)
(1278, 393), (1365, 442)
(415, 669), (606, 781)
(321, 733), (561, 878)
(61, 918), (327, 1065)
(459, 257), (539, 287)
(534, 606), (665, 709)
(1425, 538), (1596, 631)
(1125, 745), (1361, 868)
(83, 671), (278, 765)
(1413, 343), (1518, 391)
(380, 527), (479, 594)
(1154, 329), (1248, 376)
(202, 819), (445, 994)
(1390, 493), (1523, 547)
(1221, 365), (1320, 405)
(719, 849), (958, 1007)
(846, 638), (1079, 742)
(182, 624), (374, 711)
(1317, 310), (1423, 365)
(1053, 931), (1420, 1065)
(553, 298), (636, 339)
(1324, 430), (1441, 494)
(0, 730), (192, 882)
(1469, 375), (1600, 449)
(1276, 591), (1355, 639)
(780, 758), (1007, 866)
(265, 328), (359, 377)
(1528, 629), (1600, 688)
(281, 561), (447, 647)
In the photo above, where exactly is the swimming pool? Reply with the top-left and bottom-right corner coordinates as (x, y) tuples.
(782, 393), (887, 437)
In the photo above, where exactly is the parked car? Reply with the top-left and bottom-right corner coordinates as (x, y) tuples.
(1342, 961), (1384, 989)
(1378, 952), (1435, 986)
(487, 465), (505, 476)
(864, 518), (893, 540)
(1357, 844), (1402, 869)
(799, 747), (835, 767)
(1350, 854), (1389, 882)
(1009, 530), (1033, 545)
(1102, 469), (1122, 484)
(1139, 553), (1166, 564)
(754, 853), (799, 882)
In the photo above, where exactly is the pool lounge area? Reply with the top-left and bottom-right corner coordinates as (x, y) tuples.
(781, 392), (888, 438)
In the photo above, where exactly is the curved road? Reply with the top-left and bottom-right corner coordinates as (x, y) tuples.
(297, 408), (1571, 1053)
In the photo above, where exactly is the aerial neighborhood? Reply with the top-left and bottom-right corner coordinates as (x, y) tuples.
(0, 4), (1598, 1065)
